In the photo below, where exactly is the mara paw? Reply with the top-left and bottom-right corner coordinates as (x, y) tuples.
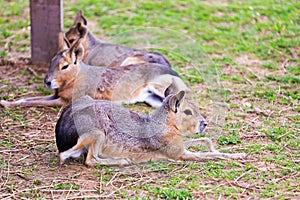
(231, 153), (248, 159)
(85, 158), (99, 167)
(0, 100), (10, 108)
(118, 158), (133, 166)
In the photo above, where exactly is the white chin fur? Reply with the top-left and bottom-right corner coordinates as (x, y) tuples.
(50, 80), (59, 90)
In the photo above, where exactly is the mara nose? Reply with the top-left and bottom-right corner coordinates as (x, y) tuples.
(44, 78), (51, 89)
(198, 120), (208, 134)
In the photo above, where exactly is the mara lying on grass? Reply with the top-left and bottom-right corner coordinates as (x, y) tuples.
(1, 33), (207, 137)
(65, 10), (171, 68)
(57, 84), (247, 166)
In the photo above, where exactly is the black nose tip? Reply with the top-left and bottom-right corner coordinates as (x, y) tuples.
(198, 121), (208, 134)
(44, 79), (51, 88)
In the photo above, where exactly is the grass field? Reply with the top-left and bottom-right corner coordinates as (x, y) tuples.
(0, 0), (299, 199)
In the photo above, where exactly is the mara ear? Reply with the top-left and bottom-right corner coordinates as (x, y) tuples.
(164, 78), (180, 97)
(58, 32), (70, 52)
(68, 39), (84, 64)
(76, 22), (88, 38)
(74, 10), (87, 26)
(164, 84), (173, 98)
(168, 91), (186, 113)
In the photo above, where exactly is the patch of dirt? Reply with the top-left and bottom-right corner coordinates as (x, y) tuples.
(233, 54), (286, 79)
(234, 55), (263, 67)
(257, 16), (269, 23)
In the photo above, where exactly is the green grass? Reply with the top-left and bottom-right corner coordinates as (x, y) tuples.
(0, 0), (299, 199)
(55, 183), (80, 190)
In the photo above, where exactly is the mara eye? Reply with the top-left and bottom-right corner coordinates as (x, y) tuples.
(183, 109), (193, 115)
(61, 64), (69, 70)
(69, 39), (75, 44)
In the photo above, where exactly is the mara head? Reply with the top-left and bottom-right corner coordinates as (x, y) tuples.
(65, 10), (88, 45)
(44, 32), (84, 90)
(164, 80), (207, 135)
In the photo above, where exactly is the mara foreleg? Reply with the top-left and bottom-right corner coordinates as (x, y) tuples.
(180, 149), (247, 161)
(184, 138), (218, 152)
(0, 95), (65, 108)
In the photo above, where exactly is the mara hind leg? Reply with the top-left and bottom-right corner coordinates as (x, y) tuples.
(142, 76), (188, 107)
(59, 128), (105, 165)
(180, 149), (247, 161)
(0, 95), (65, 108)
(120, 54), (146, 66)
(182, 137), (247, 160)
(88, 132), (133, 166)
(129, 77), (181, 108)
(59, 132), (98, 164)
(61, 129), (133, 167)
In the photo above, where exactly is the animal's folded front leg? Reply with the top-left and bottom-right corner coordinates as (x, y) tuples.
(0, 95), (64, 108)
(90, 157), (133, 167)
(184, 138), (218, 152)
